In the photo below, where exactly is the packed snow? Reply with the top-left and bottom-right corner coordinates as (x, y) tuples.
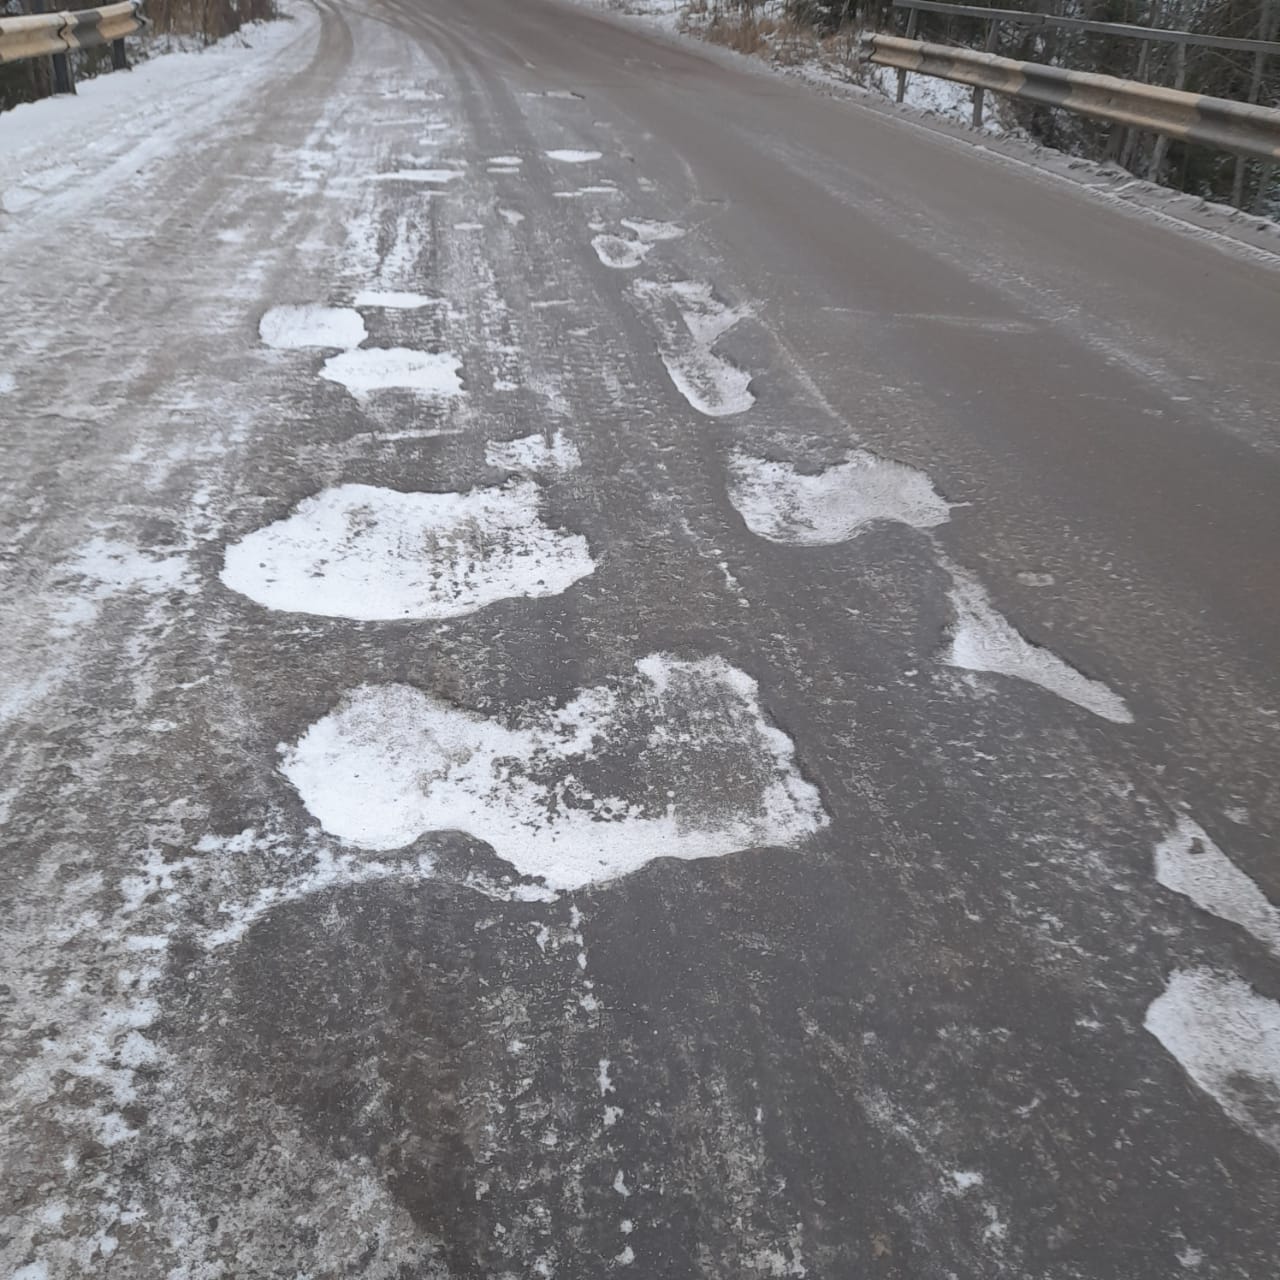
(320, 348), (464, 397)
(632, 279), (754, 417)
(221, 481), (594, 620)
(1145, 968), (1280, 1153)
(728, 450), (952, 544)
(259, 305), (367, 350)
(1155, 817), (1280, 958)
(944, 574), (1133, 723)
(485, 431), (582, 475)
(280, 654), (829, 888)
(592, 234), (651, 269)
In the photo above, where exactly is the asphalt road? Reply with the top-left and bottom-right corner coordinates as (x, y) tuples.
(2, 0), (1279, 1276)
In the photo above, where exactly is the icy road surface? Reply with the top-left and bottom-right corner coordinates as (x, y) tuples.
(2, 0), (1280, 1275)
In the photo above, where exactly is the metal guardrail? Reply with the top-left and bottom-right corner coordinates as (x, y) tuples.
(0, 1), (146, 89)
(862, 33), (1280, 162)
(890, 0), (1280, 58)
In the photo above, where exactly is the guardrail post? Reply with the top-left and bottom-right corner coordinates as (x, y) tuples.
(896, 6), (918, 103)
(971, 18), (999, 127)
(111, 34), (126, 69)
(29, 0), (74, 94)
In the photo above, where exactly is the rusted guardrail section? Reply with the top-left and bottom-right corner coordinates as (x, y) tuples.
(0, 2), (146, 89)
(861, 33), (1280, 163)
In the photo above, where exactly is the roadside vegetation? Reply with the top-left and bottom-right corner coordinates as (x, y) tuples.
(1, 0), (277, 112)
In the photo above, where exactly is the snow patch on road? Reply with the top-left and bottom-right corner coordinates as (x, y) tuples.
(488, 155), (523, 166)
(546, 149), (603, 162)
(1155, 816), (1280, 958)
(376, 168), (464, 183)
(592, 234), (651, 269)
(633, 279), (754, 417)
(486, 431), (582, 475)
(259, 305), (366, 350)
(620, 217), (685, 242)
(320, 348), (463, 398)
(0, 372), (15, 394)
(352, 289), (435, 309)
(281, 655), (828, 888)
(728, 450), (951, 544)
(1145, 967), (1280, 1153)
(944, 574), (1132, 724)
(221, 481), (593, 620)
(500, 207), (526, 225)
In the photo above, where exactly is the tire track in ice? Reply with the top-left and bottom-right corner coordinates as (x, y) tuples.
(280, 654), (829, 889)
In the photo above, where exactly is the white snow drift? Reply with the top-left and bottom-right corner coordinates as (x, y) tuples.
(944, 575), (1132, 723)
(632, 279), (754, 417)
(320, 348), (463, 397)
(280, 655), (829, 889)
(259, 305), (366, 350)
(1154, 816), (1280, 958)
(728, 450), (952, 544)
(221, 481), (594, 620)
(1145, 967), (1280, 1153)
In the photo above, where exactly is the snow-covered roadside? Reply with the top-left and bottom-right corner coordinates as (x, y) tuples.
(570, 0), (1280, 260)
(0, 3), (317, 225)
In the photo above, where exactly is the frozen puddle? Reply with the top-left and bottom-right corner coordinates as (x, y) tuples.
(320, 348), (463, 398)
(1155, 816), (1280, 958)
(632, 279), (754, 417)
(260, 305), (366, 350)
(592, 234), (650, 270)
(1145, 968), (1280, 1154)
(221, 481), (593, 620)
(486, 431), (581, 475)
(352, 290), (435, 309)
(728, 450), (951, 544)
(281, 655), (828, 888)
(944, 574), (1132, 723)
(546, 149), (603, 163)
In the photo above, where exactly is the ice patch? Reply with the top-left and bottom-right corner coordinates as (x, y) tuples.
(620, 217), (685, 242)
(944, 575), (1132, 724)
(0, 371), (15, 394)
(320, 348), (463, 398)
(591, 234), (650, 270)
(221, 481), (593, 621)
(352, 290), (435, 309)
(500, 207), (526, 226)
(376, 168), (464, 183)
(280, 655), (828, 889)
(485, 431), (581, 475)
(259, 305), (366, 350)
(1145, 968), (1280, 1153)
(546, 149), (602, 162)
(1155, 816), (1280, 958)
(727, 450), (951, 544)
(632, 279), (754, 417)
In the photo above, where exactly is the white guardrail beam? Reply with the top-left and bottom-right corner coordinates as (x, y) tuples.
(862, 33), (1280, 162)
(0, 1), (145, 67)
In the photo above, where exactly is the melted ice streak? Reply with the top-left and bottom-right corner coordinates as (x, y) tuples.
(592, 234), (650, 270)
(728, 450), (951, 544)
(485, 431), (582, 475)
(320, 347), (463, 397)
(546, 148), (603, 162)
(632, 279), (754, 417)
(259, 305), (366, 350)
(1155, 816), (1280, 958)
(221, 481), (593, 620)
(944, 574), (1132, 724)
(281, 655), (829, 889)
(1145, 968), (1280, 1153)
